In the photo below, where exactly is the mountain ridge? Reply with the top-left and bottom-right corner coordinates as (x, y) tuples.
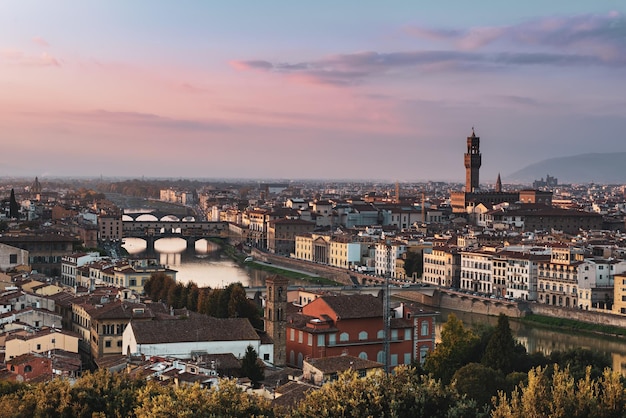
(506, 152), (626, 184)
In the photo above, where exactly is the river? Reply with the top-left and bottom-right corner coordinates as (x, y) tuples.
(122, 237), (307, 288)
(436, 308), (626, 375)
(122, 237), (626, 375)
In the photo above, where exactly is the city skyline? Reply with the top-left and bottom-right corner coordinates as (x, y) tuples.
(1, 1), (625, 182)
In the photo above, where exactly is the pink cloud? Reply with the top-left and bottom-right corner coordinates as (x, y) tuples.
(32, 37), (50, 47)
(229, 60), (273, 72)
(0, 49), (60, 67)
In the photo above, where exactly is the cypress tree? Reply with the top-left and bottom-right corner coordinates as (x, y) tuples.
(9, 189), (19, 219)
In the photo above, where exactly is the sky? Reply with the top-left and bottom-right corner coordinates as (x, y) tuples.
(1, 1), (625, 183)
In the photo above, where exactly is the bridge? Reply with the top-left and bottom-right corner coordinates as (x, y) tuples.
(122, 220), (229, 251)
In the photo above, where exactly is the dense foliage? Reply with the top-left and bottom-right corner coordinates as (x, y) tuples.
(143, 273), (264, 328)
(423, 313), (614, 410)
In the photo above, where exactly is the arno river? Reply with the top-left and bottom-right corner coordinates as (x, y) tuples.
(124, 236), (626, 375)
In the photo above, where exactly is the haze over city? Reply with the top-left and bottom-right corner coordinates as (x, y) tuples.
(1, 1), (625, 182)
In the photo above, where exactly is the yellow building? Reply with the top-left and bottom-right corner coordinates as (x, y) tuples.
(613, 274), (626, 315)
(423, 247), (460, 288)
(6, 327), (79, 360)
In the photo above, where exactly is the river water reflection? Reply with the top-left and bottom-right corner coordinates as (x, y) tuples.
(122, 237), (305, 288)
(437, 308), (626, 375)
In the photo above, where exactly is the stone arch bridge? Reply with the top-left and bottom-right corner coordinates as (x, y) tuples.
(122, 220), (229, 251)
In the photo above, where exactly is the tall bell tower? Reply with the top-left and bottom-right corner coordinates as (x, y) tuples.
(464, 128), (482, 192)
(265, 275), (289, 366)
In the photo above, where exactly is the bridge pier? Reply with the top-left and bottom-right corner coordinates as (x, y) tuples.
(186, 237), (196, 251)
(145, 236), (155, 252)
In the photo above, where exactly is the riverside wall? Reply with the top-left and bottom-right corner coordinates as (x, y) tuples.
(250, 249), (353, 286)
(528, 304), (626, 328)
(397, 290), (528, 318)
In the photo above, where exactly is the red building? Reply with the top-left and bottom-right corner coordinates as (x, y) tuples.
(6, 353), (52, 382)
(285, 294), (436, 369)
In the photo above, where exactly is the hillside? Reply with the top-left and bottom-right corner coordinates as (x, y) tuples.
(507, 152), (626, 184)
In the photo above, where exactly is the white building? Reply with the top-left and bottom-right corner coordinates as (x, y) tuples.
(375, 241), (406, 278)
(460, 249), (494, 294)
(123, 316), (274, 364)
(60, 252), (102, 287)
(578, 258), (626, 311)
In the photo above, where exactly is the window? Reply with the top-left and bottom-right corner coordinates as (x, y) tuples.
(404, 353), (412, 365)
(391, 354), (398, 366)
(377, 330), (384, 339)
(9, 254), (17, 264)
(377, 351), (385, 363)
(317, 334), (325, 347)
(421, 321), (430, 336)
(290, 329), (295, 341)
(359, 352), (368, 360)
(391, 330), (398, 341)
(404, 328), (412, 340)
(263, 353), (270, 361)
(358, 331), (368, 341)
(105, 340), (111, 348)
(24, 365), (32, 373)
(298, 331), (303, 344)
(117, 340), (122, 347)
(308, 334), (312, 346)
(340, 332), (349, 342)
(329, 333), (336, 345)
(36, 344), (41, 350)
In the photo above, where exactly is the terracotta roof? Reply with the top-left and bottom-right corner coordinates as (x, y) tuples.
(313, 294), (383, 319)
(130, 316), (260, 344)
(272, 381), (317, 409)
(306, 355), (383, 374)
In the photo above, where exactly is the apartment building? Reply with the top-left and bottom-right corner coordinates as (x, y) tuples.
(460, 249), (494, 294)
(537, 245), (584, 308)
(422, 246), (461, 288)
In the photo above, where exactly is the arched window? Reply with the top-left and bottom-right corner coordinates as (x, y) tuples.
(377, 350), (385, 363)
(358, 331), (368, 341)
(290, 350), (295, 366)
(340, 332), (349, 342)
(377, 330), (384, 339)
(24, 365), (32, 373)
(359, 352), (368, 360)
(297, 352), (304, 368)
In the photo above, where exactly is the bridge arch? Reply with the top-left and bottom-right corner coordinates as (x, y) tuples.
(160, 215), (180, 222)
(136, 214), (159, 222)
(122, 214), (134, 221)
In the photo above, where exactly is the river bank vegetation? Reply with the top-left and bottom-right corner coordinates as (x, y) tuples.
(519, 313), (626, 338)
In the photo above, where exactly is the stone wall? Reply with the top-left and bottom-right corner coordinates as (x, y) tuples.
(395, 290), (526, 317)
(250, 249), (353, 286)
(528, 304), (626, 328)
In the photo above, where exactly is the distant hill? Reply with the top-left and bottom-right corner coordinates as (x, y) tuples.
(506, 152), (626, 184)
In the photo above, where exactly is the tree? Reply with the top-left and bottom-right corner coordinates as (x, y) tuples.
(9, 189), (19, 219)
(492, 365), (626, 418)
(403, 251), (423, 278)
(293, 366), (480, 418)
(241, 345), (264, 388)
(452, 363), (505, 408)
(423, 313), (480, 384)
(482, 314), (517, 374)
(548, 348), (611, 381)
(134, 378), (275, 418)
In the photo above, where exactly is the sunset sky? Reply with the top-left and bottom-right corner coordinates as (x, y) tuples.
(1, 1), (625, 183)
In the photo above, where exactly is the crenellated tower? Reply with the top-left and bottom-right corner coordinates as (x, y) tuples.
(464, 128), (482, 192)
